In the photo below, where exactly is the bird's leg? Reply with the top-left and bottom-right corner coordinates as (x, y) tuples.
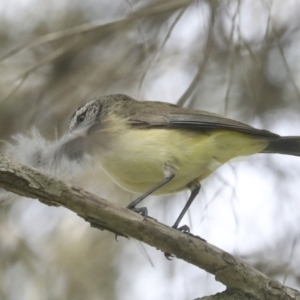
(171, 181), (201, 231)
(126, 165), (175, 218)
(165, 181), (201, 260)
(115, 165), (175, 241)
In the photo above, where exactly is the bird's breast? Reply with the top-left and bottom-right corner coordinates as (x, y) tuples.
(92, 126), (268, 195)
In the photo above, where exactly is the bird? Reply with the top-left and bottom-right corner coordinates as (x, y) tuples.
(62, 93), (300, 240)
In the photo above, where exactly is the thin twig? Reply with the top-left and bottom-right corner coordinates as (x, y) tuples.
(177, 3), (216, 107)
(0, 0), (193, 63)
(1, 38), (80, 104)
(223, 0), (241, 115)
(262, 0), (300, 101)
(138, 7), (188, 95)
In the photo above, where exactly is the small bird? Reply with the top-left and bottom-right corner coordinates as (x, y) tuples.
(64, 94), (300, 237)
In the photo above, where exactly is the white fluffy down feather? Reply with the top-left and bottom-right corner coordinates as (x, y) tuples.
(0, 128), (91, 200)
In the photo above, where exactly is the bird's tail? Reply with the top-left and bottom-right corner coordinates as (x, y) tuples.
(262, 136), (300, 156)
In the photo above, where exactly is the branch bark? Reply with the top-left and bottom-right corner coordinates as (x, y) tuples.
(0, 154), (299, 300)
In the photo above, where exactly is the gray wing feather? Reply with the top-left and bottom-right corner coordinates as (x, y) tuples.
(166, 114), (278, 137)
(127, 100), (279, 138)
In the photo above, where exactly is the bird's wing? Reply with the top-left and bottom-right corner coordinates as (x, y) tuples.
(127, 100), (279, 138)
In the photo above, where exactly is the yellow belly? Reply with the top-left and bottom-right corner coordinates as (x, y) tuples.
(94, 128), (268, 195)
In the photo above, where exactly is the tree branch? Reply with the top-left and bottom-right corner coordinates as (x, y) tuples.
(0, 154), (299, 299)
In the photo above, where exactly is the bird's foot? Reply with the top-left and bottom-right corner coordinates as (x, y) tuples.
(115, 205), (148, 241)
(164, 225), (206, 260)
(127, 205), (148, 220)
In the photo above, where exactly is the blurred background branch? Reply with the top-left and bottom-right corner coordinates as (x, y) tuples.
(1, 0), (300, 299)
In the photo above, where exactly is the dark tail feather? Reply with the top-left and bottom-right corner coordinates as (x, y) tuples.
(262, 136), (300, 157)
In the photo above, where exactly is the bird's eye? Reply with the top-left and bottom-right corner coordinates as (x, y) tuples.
(77, 112), (86, 123)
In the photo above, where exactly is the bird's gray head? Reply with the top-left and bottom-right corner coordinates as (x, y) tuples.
(68, 99), (101, 135)
(59, 94), (131, 162)
(54, 99), (102, 163)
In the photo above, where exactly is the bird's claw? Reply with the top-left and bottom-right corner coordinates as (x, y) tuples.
(164, 224), (206, 259)
(115, 206), (148, 241)
(127, 206), (148, 220)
